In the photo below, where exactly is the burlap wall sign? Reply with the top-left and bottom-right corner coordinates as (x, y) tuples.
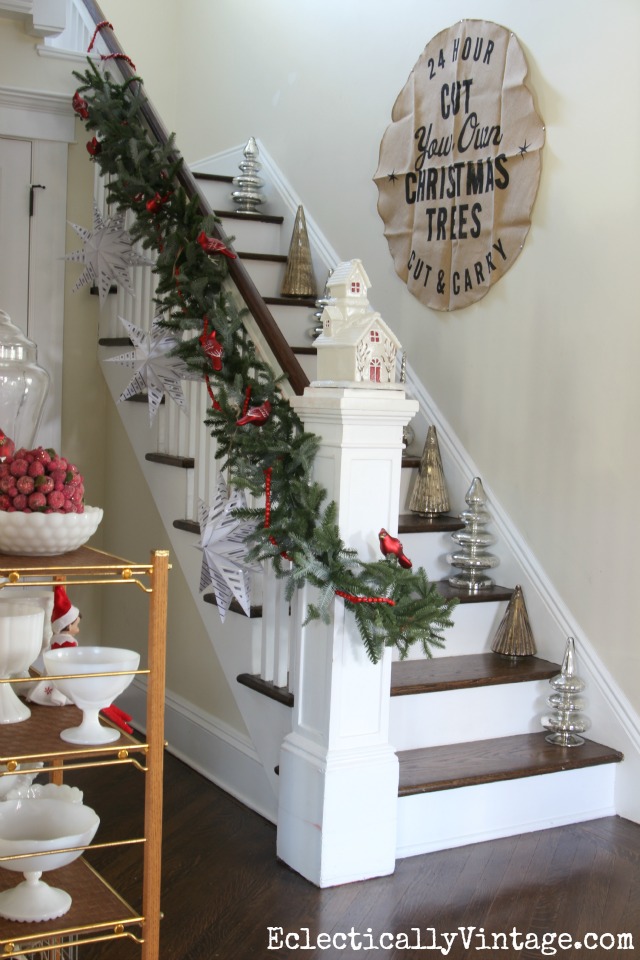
(374, 20), (544, 311)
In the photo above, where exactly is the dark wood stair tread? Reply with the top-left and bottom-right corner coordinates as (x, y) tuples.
(145, 452), (194, 469)
(398, 513), (464, 534)
(436, 580), (514, 603)
(397, 732), (623, 797)
(391, 653), (560, 697)
(238, 251), (287, 263)
(237, 673), (293, 707)
(98, 336), (133, 346)
(264, 295), (317, 308)
(203, 593), (262, 618)
(214, 209), (284, 225)
(192, 172), (233, 183)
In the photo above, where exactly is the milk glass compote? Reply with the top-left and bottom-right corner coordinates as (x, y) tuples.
(43, 646), (140, 744)
(0, 797), (99, 921)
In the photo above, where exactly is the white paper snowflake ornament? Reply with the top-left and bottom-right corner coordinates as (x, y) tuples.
(105, 316), (195, 423)
(196, 475), (258, 621)
(65, 203), (153, 307)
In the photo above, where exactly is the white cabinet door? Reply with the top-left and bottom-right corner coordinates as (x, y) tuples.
(0, 137), (32, 333)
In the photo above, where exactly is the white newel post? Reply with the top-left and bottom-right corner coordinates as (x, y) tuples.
(277, 385), (419, 887)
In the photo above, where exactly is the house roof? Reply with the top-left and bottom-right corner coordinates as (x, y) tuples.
(316, 309), (401, 348)
(327, 259), (371, 291)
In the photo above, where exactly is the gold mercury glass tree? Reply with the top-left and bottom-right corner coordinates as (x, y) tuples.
(409, 425), (450, 516)
(281, 205), (317, 298)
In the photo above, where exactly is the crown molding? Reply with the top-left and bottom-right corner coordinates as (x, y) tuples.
(0, 84), (76, 142)
(0, 0), (66, 37)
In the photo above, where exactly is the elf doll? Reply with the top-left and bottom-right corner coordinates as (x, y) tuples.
(27, 585), (80, 706)
(27, 586), (133, 733)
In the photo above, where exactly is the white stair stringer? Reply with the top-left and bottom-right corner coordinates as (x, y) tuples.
(396, 763), (617, 859)
(100, 345), (292, 824)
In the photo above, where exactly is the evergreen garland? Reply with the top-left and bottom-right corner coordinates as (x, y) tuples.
(73, 59), (457, 664)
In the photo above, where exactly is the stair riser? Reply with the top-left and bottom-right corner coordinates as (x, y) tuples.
(217, 215), (283, 255)
(395, 600), (508, 660)
(292, 350), (317, 383)
(268, 303), (319, 345)
(396, 764), (617, 857)
(241, 258), (286, 299)
(399, 528), (457, 581)
(390, 680), (549, 751)
(194, 178), (236, 211)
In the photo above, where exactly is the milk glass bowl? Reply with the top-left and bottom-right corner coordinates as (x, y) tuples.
(43, 646), (139, 744)
(0, 797), (99, 921)
(0, 601), (44, 723)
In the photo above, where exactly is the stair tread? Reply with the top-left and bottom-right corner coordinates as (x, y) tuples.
(398, 513), (464, 533)
(203, 593), (263, 618)
(238, 251), (287, 263)
(237, 673), (293, 707)
(435, 580), (514, 603)
(192, 172), (233, 183)
(391, 653), (560, 696)
(145, 452), (194, 469)
(397, 732), (623, 796)
(214, 208), (284, 225)
(264, 295), (318, 307)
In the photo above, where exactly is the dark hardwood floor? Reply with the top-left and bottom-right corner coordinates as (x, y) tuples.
(71, 749), (640, 960)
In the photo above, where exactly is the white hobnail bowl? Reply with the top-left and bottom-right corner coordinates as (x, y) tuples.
(0, 797), (99, 921)
(0, 762), (43, 800)
(0, 602), (44, 724)
(0, 506), (103, 556)
(43, 645), (140, 745)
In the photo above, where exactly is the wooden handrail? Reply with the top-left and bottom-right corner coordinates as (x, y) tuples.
(80, 0), (310, 397)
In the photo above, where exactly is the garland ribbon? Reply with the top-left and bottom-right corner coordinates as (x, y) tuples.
(87, 20), (136, 70)
(335, 590), (396, 607)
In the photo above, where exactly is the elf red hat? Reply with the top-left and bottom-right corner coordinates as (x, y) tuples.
(52, 585), (79, 634)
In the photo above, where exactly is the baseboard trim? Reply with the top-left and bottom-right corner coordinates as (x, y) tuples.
(119, 678), (278, 825)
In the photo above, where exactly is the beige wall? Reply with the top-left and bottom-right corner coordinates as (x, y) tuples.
(99, 0), (640, 715)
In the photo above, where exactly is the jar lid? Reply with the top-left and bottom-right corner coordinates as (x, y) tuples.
(0, 311), (38, 363)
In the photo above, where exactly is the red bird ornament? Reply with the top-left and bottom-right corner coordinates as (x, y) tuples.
(72, 90), (89, 120)
(379, 528), (412, 569)
(197, 231), (237, 260)
(236, 400), (272, 427)
(200, 328), (223, 372)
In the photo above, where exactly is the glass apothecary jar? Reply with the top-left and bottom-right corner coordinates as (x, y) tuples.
(0, 310), (50, 451)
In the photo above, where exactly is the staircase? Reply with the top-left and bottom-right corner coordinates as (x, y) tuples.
(101, 162), (625, 870)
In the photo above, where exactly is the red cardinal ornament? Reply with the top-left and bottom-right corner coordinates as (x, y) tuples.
(0, 430), (14, 461)
(197, 231), (236, 260)
(146, 191), (172, 214)
(72, 90), (89, 120)
(236, 400), (271, 427)
(200, 328), (223, 371)
(379, 528), (412, 569)
(86, 136), (102, 157)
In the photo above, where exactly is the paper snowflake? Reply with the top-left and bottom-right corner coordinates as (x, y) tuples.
(105, 316), (195, 423)
(196, 475), (258, 621)
(65, 203), (153, 307)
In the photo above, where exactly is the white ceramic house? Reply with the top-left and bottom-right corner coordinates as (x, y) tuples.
(315, 260), (401, 385)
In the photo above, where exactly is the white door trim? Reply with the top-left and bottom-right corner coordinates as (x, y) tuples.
(0, 85), (75, 449)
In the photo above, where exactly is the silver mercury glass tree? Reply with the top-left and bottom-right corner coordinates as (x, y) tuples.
(231, 137), (265, 214)
(447, 476), (499, 590)
(542, 637), (590, 747)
